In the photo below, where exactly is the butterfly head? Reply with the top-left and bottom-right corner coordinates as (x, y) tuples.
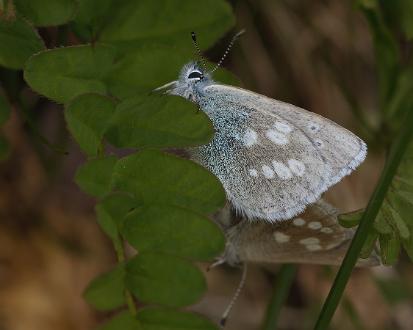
(153, 61), (213, 102)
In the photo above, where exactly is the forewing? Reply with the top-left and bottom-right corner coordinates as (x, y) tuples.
(222, 200), (379, 266)
(192, 84), (366, 221)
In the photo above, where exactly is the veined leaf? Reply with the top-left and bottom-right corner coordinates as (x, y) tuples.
(125, 252), (206, 307)
(14, 0), (77, 27)
(122, 204), (225, 261)
(0, 16), (44, 69)
(75, 156), (117, 198)
(24, 44), (116, 103)
(106, 95), (213, 148)
(83, 264), (126, 311)
(65, 93), (116, 156)
(112, 149), (226, 214)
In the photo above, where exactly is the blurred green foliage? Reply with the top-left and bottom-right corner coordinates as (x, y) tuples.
(0, 0), (234, 328)
(336, 0), (413, 266)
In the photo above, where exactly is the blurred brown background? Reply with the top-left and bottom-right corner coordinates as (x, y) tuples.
(1, 0), (412, 329)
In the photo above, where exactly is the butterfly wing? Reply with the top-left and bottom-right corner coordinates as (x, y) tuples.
(192, 84), (366, 222)
(221, 200), (379, 266)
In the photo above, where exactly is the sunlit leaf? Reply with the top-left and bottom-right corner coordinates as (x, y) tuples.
(65, 93), (116, 156)
(122, 204), (225, 261)
(125, 252), (206, 307)
(112, 149), (226, 214)
(14, 0), (77, 27)
(106, 95), (213, 148)
(0, 16), (44, 69)
(24, 44), (116, 103)
(75, 156), (117, 198)
(84, 264), (126, 311)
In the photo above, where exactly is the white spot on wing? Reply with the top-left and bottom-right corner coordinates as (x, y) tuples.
(308, 221), (322, 230)
(262, 165), (275, 179)
(249, 169), (258, 177)
(274, 121), (292, 133)
(272, 161), (292, 180)
(293, 218), (305, 226)
(299, 237), (320, 245)
(273, 231), (290, 243)
(288, 159), (306, 176)
(242, 129), (258, 147)
(306, 244), (323, 251)
(321, 227), (333, 234)
(265, 129), (288, 145)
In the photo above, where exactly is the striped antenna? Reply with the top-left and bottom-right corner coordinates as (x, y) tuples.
(191, 32), (208, 72)
(210, 29), (246, 74)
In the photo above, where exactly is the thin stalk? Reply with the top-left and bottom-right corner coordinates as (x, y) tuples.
(314, 107), (413, 329)
(113, 235), (137, 316)
(262, 264), (297, 330)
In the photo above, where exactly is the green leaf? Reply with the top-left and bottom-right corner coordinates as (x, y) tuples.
(360, 229), (379, 259)
(65, 93), (116, 156)
(112, 149), (226, 214)
(75, 156), (117, 198)
(122, 204), (225, 261)
(387, 203), (410, 239)
(0, 91), (11, 125)
(106, 95), (213, 148)
(99, 0), (234, 51)
(338, 209), (363, 228)
(24, 44), (116, 103)
(14, 0), (77, 27)
(0, 16), (44, 69)
(0, 134), (10, 161)
(95, 192), (140, 240)
(105, 45), (192, 99)
(99, 311), (142, 330)
(71, 0), (113, 41)
(373, 204), (393, 234)
(359, 3), (399, 106)
(125, 252), (206, 307)
(379, 232), (401, 265)
(83, 264), (126, 311)
(137, 307), (218, 330)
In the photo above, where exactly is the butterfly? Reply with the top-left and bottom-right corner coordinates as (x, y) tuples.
(214, 199), (379, 267)
(154, 31), (367, 223)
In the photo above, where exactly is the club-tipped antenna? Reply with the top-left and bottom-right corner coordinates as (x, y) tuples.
(191, 31), (208, 72)
(219, 263), (247, 328)
(210, 29), (245, 74)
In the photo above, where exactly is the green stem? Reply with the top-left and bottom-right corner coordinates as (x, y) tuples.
(113, 235), (137, 316)
(314, 107), (413, 329)
(262, 264), (297, 330)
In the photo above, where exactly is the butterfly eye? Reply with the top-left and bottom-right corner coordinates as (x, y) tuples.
(188, 71), (203, 80)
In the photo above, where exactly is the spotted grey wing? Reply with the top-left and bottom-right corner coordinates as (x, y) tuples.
(190, 84), (366, 222)
(221, 200), (379, 267)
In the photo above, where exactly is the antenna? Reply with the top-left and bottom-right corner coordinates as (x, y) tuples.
(219, 263), (248, 328)
(210, 29), (245, 74)
(191, 31), (208, 72)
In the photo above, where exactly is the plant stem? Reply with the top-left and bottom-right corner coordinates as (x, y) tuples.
(113, 234), (137, 316)
(262, 264), (297, 330)
(314, 107), (413, 329)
